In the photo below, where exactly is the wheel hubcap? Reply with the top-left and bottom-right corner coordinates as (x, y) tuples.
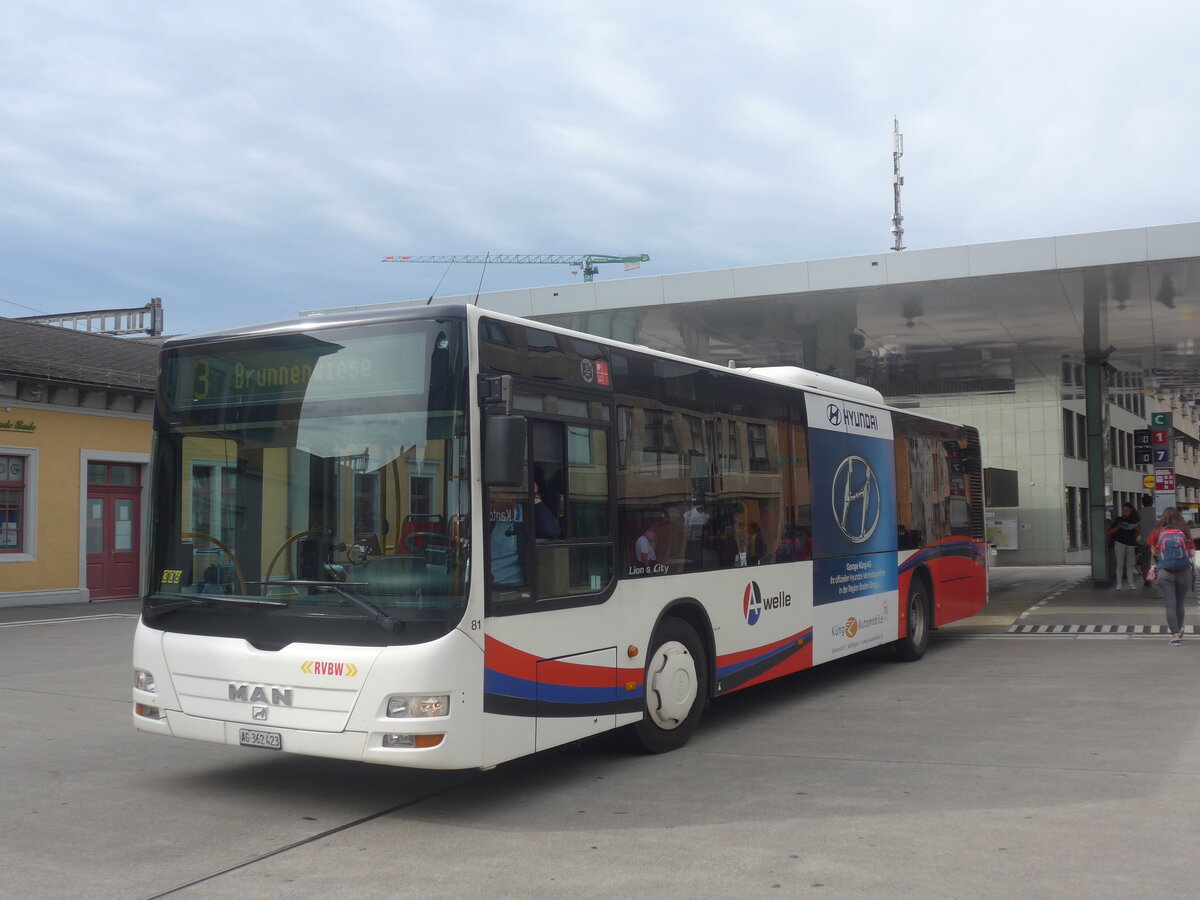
(910, 594), (926, 643)
(646, 640), (697, 730)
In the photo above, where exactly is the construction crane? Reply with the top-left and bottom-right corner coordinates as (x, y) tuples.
(381, 253), (650, 282)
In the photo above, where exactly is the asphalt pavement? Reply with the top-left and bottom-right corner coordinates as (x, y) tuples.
(4, 565), (1200, 899)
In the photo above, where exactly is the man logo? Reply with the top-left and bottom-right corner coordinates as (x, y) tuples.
(832, 455), (880, 543)
(743, 582), (763, 626)
(826, 403), (841, 426)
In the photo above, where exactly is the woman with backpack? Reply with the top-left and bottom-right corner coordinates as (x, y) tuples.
(1150, 507), (1197, 646)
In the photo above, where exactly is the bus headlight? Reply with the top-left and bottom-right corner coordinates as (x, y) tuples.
(134, 668), (156, 693)
(382, 733), (445, 749)
(386, 694), (450, 718)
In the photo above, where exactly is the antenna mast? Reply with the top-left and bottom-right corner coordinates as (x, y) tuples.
(891, 117), (905, 251)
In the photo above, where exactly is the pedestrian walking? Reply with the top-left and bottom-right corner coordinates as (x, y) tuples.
(1150, 506), (1196, 646)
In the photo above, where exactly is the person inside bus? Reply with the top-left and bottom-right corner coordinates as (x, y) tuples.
(716, 519), (740, 568)
(746, 522), (765, 565)
(635, 525), (657, 568)
(775, 525), (812, 562)
(531, 476), (560, 540)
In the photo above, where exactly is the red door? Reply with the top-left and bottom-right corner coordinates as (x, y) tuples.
(86, 463), (142, 601)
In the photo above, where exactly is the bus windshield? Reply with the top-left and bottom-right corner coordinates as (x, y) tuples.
(143, 318), (470, 647)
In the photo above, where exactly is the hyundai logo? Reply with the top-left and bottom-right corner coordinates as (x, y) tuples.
(826, 403), (841, 426)
(831, 455), (880, 543)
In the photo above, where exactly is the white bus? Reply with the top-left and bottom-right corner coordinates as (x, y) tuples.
(133, 304), (987, 768)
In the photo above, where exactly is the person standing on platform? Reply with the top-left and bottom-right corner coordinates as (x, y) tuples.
(1107, 503), (1140, 590)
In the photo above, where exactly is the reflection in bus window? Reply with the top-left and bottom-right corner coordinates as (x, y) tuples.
(614, 361), (804, 575)
(893, 414), (981, 545)
(489, 480), (530, 601)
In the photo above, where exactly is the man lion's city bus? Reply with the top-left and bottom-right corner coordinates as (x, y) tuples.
(133, 304), (987, 768)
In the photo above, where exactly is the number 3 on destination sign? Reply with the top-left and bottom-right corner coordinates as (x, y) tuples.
(193, 359), (210, 400)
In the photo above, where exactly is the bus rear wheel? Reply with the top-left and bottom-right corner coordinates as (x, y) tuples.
(894, 578), (931, 662)
(632, 618), (708, 754)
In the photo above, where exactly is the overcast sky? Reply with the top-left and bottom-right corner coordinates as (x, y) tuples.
(2, 1), (1197, 336)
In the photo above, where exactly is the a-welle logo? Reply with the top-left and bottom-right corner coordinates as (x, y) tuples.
(743, 581), (791, 626)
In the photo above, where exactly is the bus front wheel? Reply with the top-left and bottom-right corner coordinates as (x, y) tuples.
(632, 618), (708, 753)
(894, 578), (931, 662)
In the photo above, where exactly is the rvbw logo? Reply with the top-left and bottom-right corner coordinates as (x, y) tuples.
(743, 581), (791, 626)
(831, 455), (880, 543)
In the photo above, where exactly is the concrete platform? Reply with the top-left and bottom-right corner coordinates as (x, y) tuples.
(940, 565), (1195, 639)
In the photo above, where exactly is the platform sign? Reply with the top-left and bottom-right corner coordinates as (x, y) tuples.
(1150, 416), (1173, 464)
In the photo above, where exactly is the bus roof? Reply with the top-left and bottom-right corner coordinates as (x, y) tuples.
(161, 303), (962, 422)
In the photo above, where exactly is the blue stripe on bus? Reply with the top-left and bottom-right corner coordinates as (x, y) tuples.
(484, 669), (638, 705)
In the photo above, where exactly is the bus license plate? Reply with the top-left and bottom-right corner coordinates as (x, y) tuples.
(239, 728), (282, 750)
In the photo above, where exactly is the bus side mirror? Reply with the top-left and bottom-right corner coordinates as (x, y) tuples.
(484, 415), (527, 486)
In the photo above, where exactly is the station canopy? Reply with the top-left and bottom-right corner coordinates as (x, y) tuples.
(316, 222), (1200, 403)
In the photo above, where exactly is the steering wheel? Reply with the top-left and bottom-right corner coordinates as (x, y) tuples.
(183, 532), (247, 593)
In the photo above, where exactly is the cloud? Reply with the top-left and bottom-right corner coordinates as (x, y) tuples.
(1, 1), (1198, 332)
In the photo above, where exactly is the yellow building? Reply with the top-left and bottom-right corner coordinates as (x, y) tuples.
(0, 319), (158, 607)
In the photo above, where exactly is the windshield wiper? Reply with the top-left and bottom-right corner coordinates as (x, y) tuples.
(143, 594), (290, 619)
(259, 579), (404, 633)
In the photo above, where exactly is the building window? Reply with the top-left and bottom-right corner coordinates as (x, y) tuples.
(1076, 413), (1088, 460)
(641, 409), (680, 468)
(747, 423), (771, 472)
(88, 463), (140, 486)
(0, 454), (27, 554)
(1063, 409), (1075, 457)
(1066, 486), (1078, 549)
(685, 415), (704, 456)
(409, 476), (432, 516)
(1079, 487), (1089, 548)
(191, 463), (237, 550)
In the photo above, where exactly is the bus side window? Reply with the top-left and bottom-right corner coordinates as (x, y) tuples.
(535, 419), (615, 599)
(565, 425), (609, 538)
(532, 421), (566, 538)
